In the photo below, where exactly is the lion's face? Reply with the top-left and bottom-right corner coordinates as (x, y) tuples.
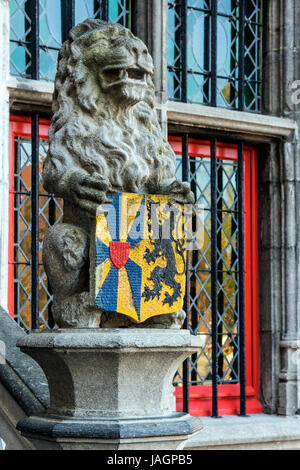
(47, 20), (176, 203)
(86, 33), (154, 108)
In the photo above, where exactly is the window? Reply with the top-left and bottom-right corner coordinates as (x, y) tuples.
(170, 136), (261, 416)
(10, 0), (131, 81)
(8, 116), (61, 331)
(167, 0), (262, 111)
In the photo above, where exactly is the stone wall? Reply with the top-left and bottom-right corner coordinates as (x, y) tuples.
(260, 0), (300, 415)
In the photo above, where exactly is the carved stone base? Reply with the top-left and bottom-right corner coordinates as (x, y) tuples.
(17, 414), (201, 450)
(16, 329), (202, 450)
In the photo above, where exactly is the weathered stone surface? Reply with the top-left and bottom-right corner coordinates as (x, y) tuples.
(261, 0), (300, 416)
(42, 19), (193, 328)
(186, 414), (300, 450)
(17, 414), (201, 450)
(16, 329), (202, 449)
(17, 329), (200, 418)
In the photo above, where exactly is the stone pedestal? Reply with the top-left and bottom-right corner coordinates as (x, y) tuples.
(16, 328), (202, 450)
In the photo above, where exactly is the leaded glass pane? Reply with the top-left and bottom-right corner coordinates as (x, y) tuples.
(39, 0), (62, 81)
(75, 0), (130, 26)
(10, 0), (131, 81)
(173, 142), (240, 387)
(13, 137), (63, 331)
(10, 0), (31, 78)
(168, 0), (262, 112)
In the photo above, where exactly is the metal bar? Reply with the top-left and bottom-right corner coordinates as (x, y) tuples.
(47, 198), (56, 328)
(203, 4), (211, 104)
(28, 0), (40, 330)
(217, 163), (224, 379)
(186, 5), (210, 14)
(182, 133), (189, 413)
(210, 136), (218, 417)
(24, 2), (32, 77)
(182, 346), (189, 412)
(31, 113), (40, 330)
(229, 0), (238, 107)
(238, 0), (245, 111)
(125, 0), (131, 28)
(61, 0), (75, 43)
(14, 140), (21, 325)
(237, 141), (246, 416)
(101, 0), (109, 21)
(189, 155), (198, 385)
(173, 1), (182, 101)
(182, 133), (189, 183)
(210, 0), (217, 107)
(28, 0), (39, 80)
(93, 0), (101, 18)
(180, 0), (188, 103)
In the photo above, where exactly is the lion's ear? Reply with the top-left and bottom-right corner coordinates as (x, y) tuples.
(69, 18), (105, 42)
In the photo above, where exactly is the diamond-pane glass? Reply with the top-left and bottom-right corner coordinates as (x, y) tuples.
(10, 0), (32, 78)
(14, 137), (63, 331)
(10, 0), (131, 81)
(172, 140), (240, 387)
(168, 0), (262, 112)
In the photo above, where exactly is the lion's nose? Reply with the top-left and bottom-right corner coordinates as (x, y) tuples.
(130, 46), (153, 74)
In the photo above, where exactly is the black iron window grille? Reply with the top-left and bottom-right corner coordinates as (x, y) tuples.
(167, 0), (262, 111)
(10, 0), (131, 82)
(171, 134), (247, 417)
(13, 131), (63, 331)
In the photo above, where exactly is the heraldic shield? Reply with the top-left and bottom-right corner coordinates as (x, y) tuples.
(93, 192), (186, 323)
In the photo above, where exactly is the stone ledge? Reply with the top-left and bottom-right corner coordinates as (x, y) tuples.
(18, 328), (200, 350)
(17, 413), (201, 440)
(7, 78), (296, 141)
(185, 414), (300, 450)
(0, 306), (49, 414)
(0, 381), (34, 450)
(164, 101), (297, 139)
(7, 77), (53, 107)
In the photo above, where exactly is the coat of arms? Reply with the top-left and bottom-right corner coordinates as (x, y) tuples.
(92, 193), (186, 323)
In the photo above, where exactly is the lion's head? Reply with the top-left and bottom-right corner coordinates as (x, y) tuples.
(51, 19), (155, 123)
(45, 19), (175, 198)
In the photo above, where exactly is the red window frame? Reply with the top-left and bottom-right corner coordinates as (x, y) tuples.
(8, 115), (51, 319)
(169, 136), (261, 416)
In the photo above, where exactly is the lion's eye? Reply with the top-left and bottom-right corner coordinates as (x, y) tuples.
(127, 68), (145, 80)
(103, 68), (122, 82)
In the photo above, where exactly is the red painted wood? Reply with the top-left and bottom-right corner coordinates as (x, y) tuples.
(169, 135), (261, 416)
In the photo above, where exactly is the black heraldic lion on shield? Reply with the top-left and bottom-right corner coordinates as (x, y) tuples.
(142, 199), (186, 307)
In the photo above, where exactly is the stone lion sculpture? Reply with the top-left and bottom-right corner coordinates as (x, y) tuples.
(42, 19), (194, 328)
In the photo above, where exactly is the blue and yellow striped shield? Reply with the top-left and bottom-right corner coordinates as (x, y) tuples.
(93, 192), (186, 323)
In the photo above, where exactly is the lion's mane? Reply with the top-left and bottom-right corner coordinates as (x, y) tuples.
(43, 19), (176, 196)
